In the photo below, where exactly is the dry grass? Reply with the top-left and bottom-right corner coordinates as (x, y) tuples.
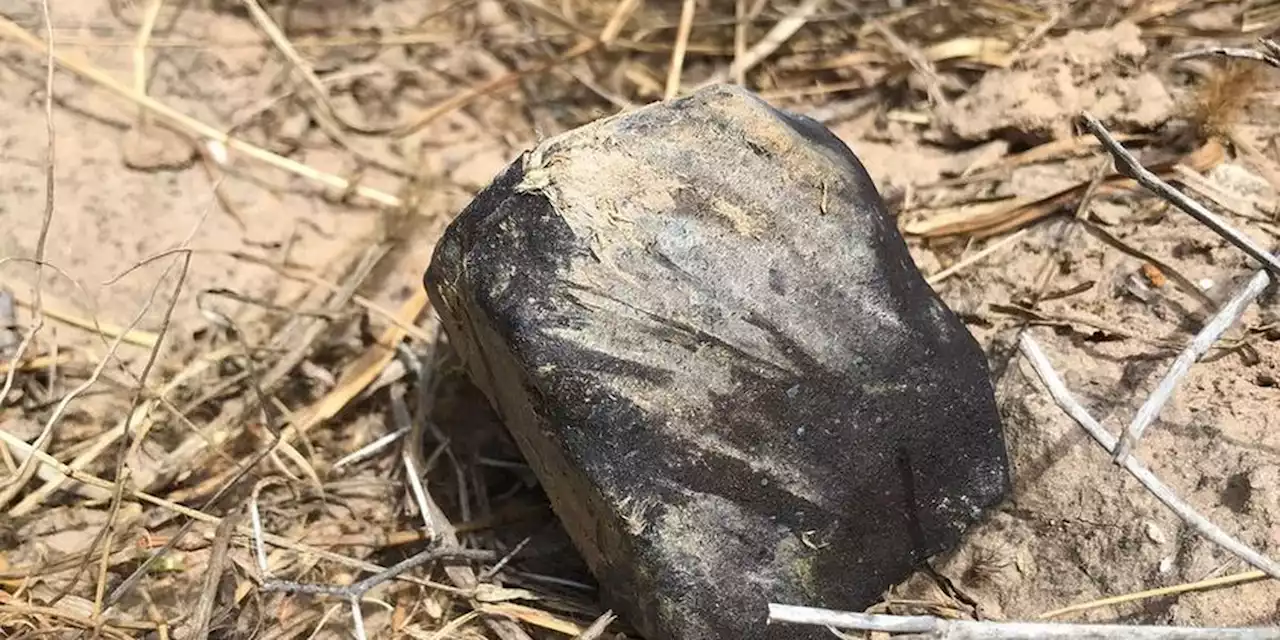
(1, 0), (1278, 638)
(1187, 60), (1268, 140)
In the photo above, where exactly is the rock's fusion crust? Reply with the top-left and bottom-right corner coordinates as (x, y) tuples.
(425, 84), (1010, 640)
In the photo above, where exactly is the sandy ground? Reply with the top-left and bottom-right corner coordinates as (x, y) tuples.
(848, 20), (1280, 627)
(1, 0), (1279, 637)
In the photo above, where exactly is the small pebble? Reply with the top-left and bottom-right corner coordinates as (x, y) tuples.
(1124, 274), (1156, 303)
(1143, 520), (1167, 545)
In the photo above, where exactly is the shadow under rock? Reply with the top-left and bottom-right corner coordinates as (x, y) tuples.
(409, 339), (600, 603)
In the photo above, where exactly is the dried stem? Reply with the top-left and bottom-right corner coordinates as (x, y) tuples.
(664, 0), (697, 99)
(766, 602), (1280, 638)
(132, 0), (164, 124)
(259, 546), (495, 598)
(1173, 39), (1280, 69)
(85, 194), (211, 617)
(1018, 333), (1280, 579)
(396, 361), (533, 640)
(189, 513), (234, 640)
(1079, 112), (1279, 461)
(1039, 569), (1269, 620)
(0, 15), (402, 209)
(1118, 269), (1271, 460)
(0, 0), (57, 435)
(927, 230), (1028, 285)
(702, 0), (826, 87)
(869, 17), (949, 108)
(573, 611), (617, 640)
(0, 288), (158, 509)
(0, 413), (460, 597)
(1079, 112), (1280, 278)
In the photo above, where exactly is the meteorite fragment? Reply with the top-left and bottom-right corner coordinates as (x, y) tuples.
(424, 84), (1010, 640)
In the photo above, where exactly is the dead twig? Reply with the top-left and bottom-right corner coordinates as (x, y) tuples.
(164, 240), (390, 500)
(0, 15), (402, 209)
(0, 0), (56, 439)
(283, 288), (428, 444)
(0, 286), (160, 510)
(331, 426), (410, 470)
(766, 602), (1280, 638)
(904, 139), (1225, 239)
(396, 343), (534, 640)
(1117, 268), (1272, 462)
(395, 0), (643, 139)
(251, 485), (494, 640)
(868, 17), (949, 108)
(1080, 112), (1279, 461)
(987, 303), (1238, 353)
(237, 0), (413, 181)
(1017, 333), (1280, 580)
(3, 290), (159, 348)
(573, 611), (617, 640)
(101, 300), (299, 612)
(188, 512), (237, 640)
(258, 547), (496, 598)
(239, 0), (390, 136)
(926, 229), (1028, 285)
(84, 179), (216, 622)
(1039, 569), (1270, 620)
(1079, 112), (1280, 277)
(0, 602), (138, 640)
(701, 0), (827, 88)
(1076, 219), (1216, 312)
(1173, 39), (1280, 69)
(0, 433), (459, 593)
(731, 0), (751, 86)
(10, 347), (236, 516)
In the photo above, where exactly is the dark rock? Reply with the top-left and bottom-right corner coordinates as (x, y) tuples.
(424, 84), (1010, 640)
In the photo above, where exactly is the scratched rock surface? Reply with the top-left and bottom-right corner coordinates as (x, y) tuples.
(424, 84), (1011, 640)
